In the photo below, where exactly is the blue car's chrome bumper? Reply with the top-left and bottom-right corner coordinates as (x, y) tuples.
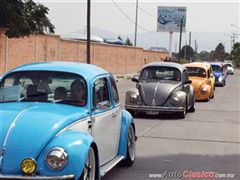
(0, 175), (74, 180)
(125, 105), (184, 112)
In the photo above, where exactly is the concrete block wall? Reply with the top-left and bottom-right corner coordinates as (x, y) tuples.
(0, 31), (169, 76)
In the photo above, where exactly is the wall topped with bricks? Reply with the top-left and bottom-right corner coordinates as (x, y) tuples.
(0, 30), (169, 75)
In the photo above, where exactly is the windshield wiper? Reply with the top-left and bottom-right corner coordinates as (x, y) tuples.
(51, 99), (64, 104)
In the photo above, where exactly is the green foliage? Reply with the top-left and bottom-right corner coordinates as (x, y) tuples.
(0, 0), (54, 38)
(212, 43), (225, 61)
(231, 42), (240, 67)
(197, 51), (210, 61)
(125, 37), (133, 46)
(179, 45), (194, 60)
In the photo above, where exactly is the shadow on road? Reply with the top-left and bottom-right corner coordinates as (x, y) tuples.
(103, 154), (240, 180)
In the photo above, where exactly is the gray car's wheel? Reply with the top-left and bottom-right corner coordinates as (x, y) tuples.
(119, 125), (136, 167)
(79, 146), (96, 180)
(189, 97), (195, 112)
(177, 102), (187, 119)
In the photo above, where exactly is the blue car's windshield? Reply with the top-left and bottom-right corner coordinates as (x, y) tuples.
(211, 65), (222, 72)
(0, 71), (87, 106)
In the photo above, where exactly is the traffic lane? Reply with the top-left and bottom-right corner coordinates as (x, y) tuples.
(104, 138), (240, 179)
(103, 70), (240, 180)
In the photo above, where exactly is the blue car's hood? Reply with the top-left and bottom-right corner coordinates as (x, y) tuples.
(213, 71), (223, 78)
(0, 102), (88, 174)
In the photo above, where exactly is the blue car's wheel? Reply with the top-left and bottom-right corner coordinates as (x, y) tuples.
(119, 125), (136, 167)
(79, 146), (96, 180)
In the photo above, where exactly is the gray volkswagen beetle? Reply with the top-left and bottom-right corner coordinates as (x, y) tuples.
(125, 62), (195, 118)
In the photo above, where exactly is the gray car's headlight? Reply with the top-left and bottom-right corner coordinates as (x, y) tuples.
(170, 95), (181, 106)
(45, 147), (68, 170)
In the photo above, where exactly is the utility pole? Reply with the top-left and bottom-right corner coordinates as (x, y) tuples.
(189, 32), (191, 47)
(194, 39), (198, 53)
(134, 0), (139, 46)
(87, 0), (91, 64)
(178, 18), (183, 63)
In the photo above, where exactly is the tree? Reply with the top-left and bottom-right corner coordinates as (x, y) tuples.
(125, 37), (133, 46)
(197, 51), (210, 61)
(212, 43), (225, 61)
(231, 42), (240, 67)
(179, 45), (194, 60)
(0, 0), (55, 38)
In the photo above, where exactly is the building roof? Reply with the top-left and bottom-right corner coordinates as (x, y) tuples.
(7, 61), (108, 80)
(143, 62), (186, 71)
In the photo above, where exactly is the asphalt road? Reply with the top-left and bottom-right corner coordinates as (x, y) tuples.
(104, 70), (240, 180)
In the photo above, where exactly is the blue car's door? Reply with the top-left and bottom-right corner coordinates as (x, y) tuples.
(91, 76), (121, 166)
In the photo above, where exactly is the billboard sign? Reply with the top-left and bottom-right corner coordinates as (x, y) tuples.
(157, 6), (187, 32)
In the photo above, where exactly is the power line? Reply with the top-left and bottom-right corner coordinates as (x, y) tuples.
(138, 5), (156, 18)
(125, 0), (156, 19)
(111, 0), (153, 33)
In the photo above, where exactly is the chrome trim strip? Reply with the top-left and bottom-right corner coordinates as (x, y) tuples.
(56, 106), (121, 136)
(56, 117), (90, 136)
(125, 105), (184, 112)
(100, 155), (124, 177)
(0, 105), (32, 165)
(0, 175), (74, 180)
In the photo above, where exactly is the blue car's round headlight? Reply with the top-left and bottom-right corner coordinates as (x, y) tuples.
(45, 147), (68, 170)
(218, 76), (223, 82)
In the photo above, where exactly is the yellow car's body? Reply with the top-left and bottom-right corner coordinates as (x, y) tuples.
(185, 62), (215, 101)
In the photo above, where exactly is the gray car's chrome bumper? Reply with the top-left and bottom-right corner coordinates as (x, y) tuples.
(125, 105), (184, 112)
(0, 175), (74, 180)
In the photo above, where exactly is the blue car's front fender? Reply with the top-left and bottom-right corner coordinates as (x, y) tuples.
(36, 130), (97, 180)
(118, 110), (135, 158)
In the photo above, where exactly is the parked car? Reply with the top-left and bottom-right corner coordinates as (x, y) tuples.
(185, 62), (215, 101)
(209, 62), (226, 86)
(224, 62), (234, 75)
(125, 62), (195, 119)
(0, 62), (136, 180)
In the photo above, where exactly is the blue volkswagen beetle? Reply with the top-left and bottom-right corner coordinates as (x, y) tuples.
(209, 62), (226, 87)
(0, 62), (136, 180)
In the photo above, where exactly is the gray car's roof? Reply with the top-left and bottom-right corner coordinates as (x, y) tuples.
(143, 62), (186, 71)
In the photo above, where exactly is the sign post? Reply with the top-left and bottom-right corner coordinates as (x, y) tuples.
(157, 6), (187, 61)
(169, 31), (173, 59)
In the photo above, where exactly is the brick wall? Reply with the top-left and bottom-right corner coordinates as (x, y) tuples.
(0, 31), (169, 75)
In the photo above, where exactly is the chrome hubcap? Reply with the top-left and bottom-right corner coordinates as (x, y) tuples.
(83, 148), (95, 180)
(128, 126), (136, 161)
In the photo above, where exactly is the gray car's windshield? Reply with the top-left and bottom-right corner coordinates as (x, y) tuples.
(139, 66), (181, 82)
(0, 71), (87, 106)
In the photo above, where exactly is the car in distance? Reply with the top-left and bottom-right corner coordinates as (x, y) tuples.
(125, 62), (195, 119)
(209, 62), (226, 86)
(0, 62), (136, 180)
(185, 62), (215, 101)
(224, 62), (234, 75)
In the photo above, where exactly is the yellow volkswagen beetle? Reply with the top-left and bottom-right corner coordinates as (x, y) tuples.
(185, 62), (215, 101)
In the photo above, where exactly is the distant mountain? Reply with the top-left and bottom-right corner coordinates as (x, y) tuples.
(73, 27), (234, 53)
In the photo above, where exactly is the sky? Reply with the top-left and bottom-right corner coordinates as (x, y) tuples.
(35, 0), (240, 52)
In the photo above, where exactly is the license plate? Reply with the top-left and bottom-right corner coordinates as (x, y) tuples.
(146, 110), (159, 115)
